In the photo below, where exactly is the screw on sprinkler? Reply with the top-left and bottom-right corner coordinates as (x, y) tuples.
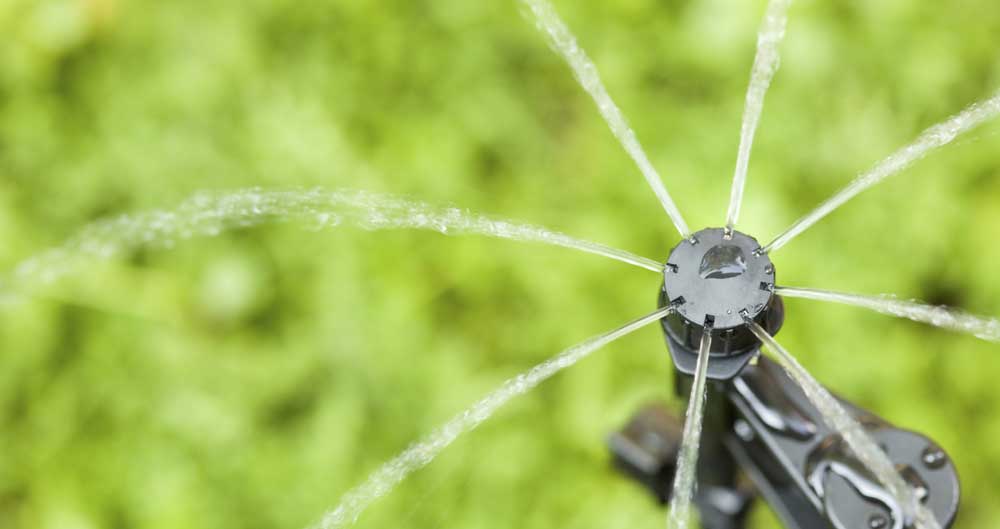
(658, 227), (784, 380)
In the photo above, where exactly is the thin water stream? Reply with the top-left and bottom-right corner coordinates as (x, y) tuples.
(763, 91), (1000, 253)
(746, 320), (942, 529)
(309, 306), (673, 529)
(3, 188), (661, 297)
(666, 330), (713, 529)
(725, 0), (793, 232)
(520, 0), (690, 238)
(776, 286), (1000, 343)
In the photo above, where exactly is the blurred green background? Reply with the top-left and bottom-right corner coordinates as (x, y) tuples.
(1, 0), (999, 527)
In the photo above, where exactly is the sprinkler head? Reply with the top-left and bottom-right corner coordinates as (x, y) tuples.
(659, 228), (784, 380)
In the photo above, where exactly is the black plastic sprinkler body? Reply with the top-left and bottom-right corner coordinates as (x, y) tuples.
(659, 227), (784, 380)
(609, 226), (960, 529)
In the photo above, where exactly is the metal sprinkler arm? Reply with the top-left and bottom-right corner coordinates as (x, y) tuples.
(610, 356), (960, 529)
(725, 355), (959, 529)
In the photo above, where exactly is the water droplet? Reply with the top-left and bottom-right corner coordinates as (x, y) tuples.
(868, 513), (889, 529)
(734, 420), (754, 441)
(699, 245), (747, 280)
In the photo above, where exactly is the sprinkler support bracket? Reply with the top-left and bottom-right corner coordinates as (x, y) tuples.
(610, 356), (960, 529)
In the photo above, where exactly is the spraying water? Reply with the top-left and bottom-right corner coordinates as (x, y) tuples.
(519, 0), (691, 238)
(308, 306), (673, 529)
(4, 187), (661, 294)
(776, 286), (1000, 343)
(666, 330), (713, 529)
(746, 320), (942, 529)
(725, 0), (793, 232)
(763, 91), (1000, 254)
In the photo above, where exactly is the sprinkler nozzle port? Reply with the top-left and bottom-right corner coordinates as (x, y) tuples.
(659, 228), (784, 380)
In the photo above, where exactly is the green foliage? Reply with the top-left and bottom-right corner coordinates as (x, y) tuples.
(1, 1), (999, 528)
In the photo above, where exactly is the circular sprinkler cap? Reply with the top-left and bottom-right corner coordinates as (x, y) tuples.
(659, 228), (784, 380)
